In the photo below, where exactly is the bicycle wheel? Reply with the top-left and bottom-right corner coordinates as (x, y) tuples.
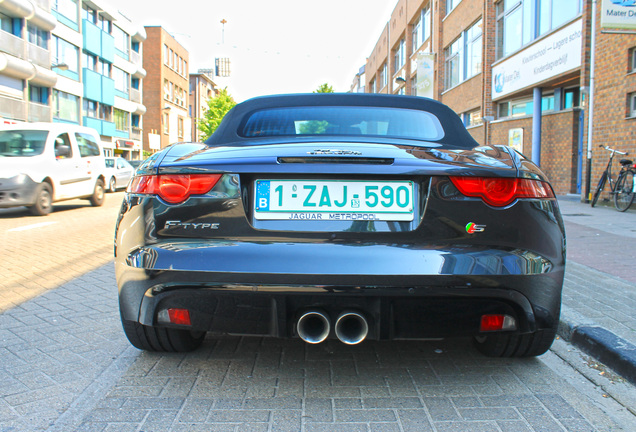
(591, 171), (607, 207)
(613, 170), (635, 212)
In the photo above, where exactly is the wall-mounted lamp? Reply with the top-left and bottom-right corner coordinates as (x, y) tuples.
(52, 63), (69, 71)
(163, 105), (172, 111)
(395, 76), (406, 85)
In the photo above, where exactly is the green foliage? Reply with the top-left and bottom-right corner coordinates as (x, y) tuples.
(298, 120), (329, 134)
(313, 83), (334, 93)
(198, 88), (237, 140)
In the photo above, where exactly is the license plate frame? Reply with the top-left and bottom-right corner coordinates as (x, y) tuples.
(254, 179), (414, 221)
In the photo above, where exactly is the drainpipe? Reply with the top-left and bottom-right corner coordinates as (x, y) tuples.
(532, 87), (542, 167)
(584, 0), (597, 202)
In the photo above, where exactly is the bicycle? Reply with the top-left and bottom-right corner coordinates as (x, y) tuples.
(590, 145), (635, 211)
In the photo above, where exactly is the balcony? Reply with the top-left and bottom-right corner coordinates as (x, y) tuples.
(27, 43), (50, 68)
(129, 88), (141, 103)
(130, 126), (142, 141)
(32, 0), (50, 9)
(28, 102), (51, 122)
(0, 95), (27, 122)
(0, 31), (26, 59)
(130, 50), (141, 65)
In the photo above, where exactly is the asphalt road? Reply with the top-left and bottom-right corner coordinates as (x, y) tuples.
(1, 193), (635, 431)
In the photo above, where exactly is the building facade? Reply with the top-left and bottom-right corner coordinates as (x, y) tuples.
(51, 0), (146, 159)
(0, 0), (57, 124)
(189, 71), (218, 142)
(362, 0), (636, 199)
(143, 26), (191, 152)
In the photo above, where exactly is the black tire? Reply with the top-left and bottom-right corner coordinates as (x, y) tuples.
(109, 177), (116, 193)
(613, 171), (635, 212)
(121, 317), (205, 352)
(29, 183), (53, 216)
(591, 171), (607, 207)
(473, 327), (557, 358)
(89, 179), (105, 206)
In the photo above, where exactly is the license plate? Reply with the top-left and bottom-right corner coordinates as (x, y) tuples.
(254, 180), (414, 221)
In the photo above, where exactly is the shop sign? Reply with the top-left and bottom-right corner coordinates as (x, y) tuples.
(148, 133), (161, 150)
(508, 128), (524, 153)
(601, 0), (636, 30)
(492, 19), (582, 100)
(116, 140), (134, 149)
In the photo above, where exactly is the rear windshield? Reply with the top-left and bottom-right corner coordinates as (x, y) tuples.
(0, 130), (48, 157)
(240, 106), (445, 141)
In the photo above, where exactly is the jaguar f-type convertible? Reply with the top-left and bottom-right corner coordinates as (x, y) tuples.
(114, 93), (565, 357)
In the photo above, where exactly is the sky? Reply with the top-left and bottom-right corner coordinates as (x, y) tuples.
(105, 0), (397, 102)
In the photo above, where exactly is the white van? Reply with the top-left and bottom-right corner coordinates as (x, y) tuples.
(0, 123), (107, 215)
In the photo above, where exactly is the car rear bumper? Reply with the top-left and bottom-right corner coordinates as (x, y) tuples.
(116, 242), (564, 340)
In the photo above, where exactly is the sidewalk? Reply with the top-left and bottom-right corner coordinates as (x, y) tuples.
(556, 196), (636, 384)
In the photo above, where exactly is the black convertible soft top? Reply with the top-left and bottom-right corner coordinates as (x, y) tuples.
(205, 93), (479, 149)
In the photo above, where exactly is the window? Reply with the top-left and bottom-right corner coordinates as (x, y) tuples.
(0, 12), (18, 36)
(82, 4), (97, 24)
(113, 25), (129, 54)
(52, 36), (79, 73)
(368, 78), (375, 93)
(412, 18), (421, 53)
(75, 132), (100, 157)
(29, 85), (49, 104)
(83, 99), (98, 117)
(563, 88), (580, 109)
(498, 95), (555, 118)
(163, 112), (169, 134)
(99, 15), (111, 33)
(178, 117), (184, 139)
(464, 110), (482, 127)
(447, 0), (462, 13)
(52, 89), (79, 122)
(114, 108), (129, 131)
(99, 60), (111, 77)
(394, 39), (406, 72)
(52, 0), (78, 24)
(630, 93), (636, 117)
(164, 79), (171, 100)
(445, 19), (482, 90)
(496, 0), (583, 60)
(99, 104), (112, 122)
(379, 63), (388, 90)
(631, 47), (636, 73)
(164, 45), (169, 65)
(113, 67), (129, 93)
(83, 53), (97, 72)
(27, 24), (48, 49)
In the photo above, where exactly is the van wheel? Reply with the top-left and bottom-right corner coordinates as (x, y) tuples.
(29, 183), (53, 216)
(109, 177), (116, 192)
(89, 179), (105, 206)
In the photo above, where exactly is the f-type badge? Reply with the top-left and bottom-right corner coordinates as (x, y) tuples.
(165, 220), (219, 230)
(308, 149), (362, 156)
(466, 222), (486, 234)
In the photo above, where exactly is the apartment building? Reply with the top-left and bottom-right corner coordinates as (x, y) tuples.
(48, 0), (146, 159)
(363, 0), (636, 198)
(143, 26), (191, 152)
(0, 0), (57, 124)
(189, 71), (218, 142)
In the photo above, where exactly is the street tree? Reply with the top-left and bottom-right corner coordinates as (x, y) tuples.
(198, 88), (237, 140)
(314, 83), (334, 93)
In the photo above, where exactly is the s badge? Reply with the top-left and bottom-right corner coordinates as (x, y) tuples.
(466, 222), (486, 234)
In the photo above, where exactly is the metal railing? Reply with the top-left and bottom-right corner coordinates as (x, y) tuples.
(129, 88), (141, 103)
(0, 96), (27, 122)
(28, 102), (51, 122)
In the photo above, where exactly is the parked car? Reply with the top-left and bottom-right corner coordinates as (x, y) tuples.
(104, 157), (135, 192)
(114, 93), (565, 357)
(0, 122), (106, 215)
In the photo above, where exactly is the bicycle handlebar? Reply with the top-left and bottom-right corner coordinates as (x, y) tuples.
(599, 145), (628, 156)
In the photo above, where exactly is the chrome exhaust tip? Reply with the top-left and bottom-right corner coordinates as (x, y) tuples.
(335, 311), (368, 345)
(297, 311), (330, 344)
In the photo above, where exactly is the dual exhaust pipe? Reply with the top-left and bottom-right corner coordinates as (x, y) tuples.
(296, 310), (368, 345)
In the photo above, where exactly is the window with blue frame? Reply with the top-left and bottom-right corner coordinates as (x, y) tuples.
(114, 108), (129, 131)
(113, 67), (129, 93)
(52, 89), (79, 122)
(27, 24), (48, 49)
(52, 35), (79, 75)
(131, 77), (140, 90)
(52, 0), (78, 30)
(29, 85), (49, 104)
(113, 25), (129, 55)
(1, 12), (21, 36)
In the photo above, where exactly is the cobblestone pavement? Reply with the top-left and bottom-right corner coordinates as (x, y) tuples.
(0, 194), (635, 431)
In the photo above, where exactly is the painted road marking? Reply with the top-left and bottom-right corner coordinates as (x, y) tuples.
(8, 221), (58, 232)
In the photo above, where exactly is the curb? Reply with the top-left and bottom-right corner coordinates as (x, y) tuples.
(558, 306), (636, 385)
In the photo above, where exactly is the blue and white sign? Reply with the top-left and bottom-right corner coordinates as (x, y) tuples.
(602, 0), (636, 30)
(492, 19), (583, 100)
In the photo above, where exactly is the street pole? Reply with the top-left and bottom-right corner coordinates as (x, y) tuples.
(585, 0), (597, 202)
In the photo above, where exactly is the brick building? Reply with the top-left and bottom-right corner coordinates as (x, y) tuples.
(142, 26), (191, 152)
(189, 71), (218, 142)
(362, 0), (636, 198)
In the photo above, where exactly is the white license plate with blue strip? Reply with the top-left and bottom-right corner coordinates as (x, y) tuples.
(254, 180), (414, 221)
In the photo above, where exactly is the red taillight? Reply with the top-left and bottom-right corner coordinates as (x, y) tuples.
(128, 174), (222, 204)
(168, 308), (192, 326)
(480, 314), (516, 332)
(449, 176), (554, 207)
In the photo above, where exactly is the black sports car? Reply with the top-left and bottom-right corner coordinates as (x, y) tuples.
(115, 93), (565, 357)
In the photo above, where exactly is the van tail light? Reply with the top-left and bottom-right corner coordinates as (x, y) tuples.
(128, 174), (222, 204)
(449, 177), (554, 207)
